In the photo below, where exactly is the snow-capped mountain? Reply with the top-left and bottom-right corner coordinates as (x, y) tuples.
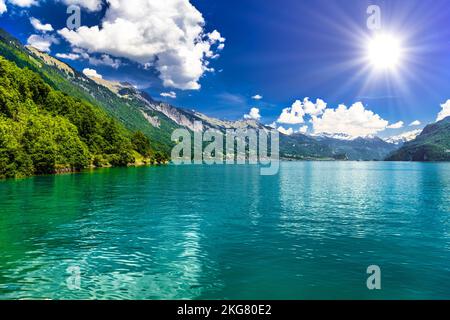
(384, 129), (422, 145)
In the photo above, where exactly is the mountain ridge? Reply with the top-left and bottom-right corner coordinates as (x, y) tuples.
(386, 116), (450, 161)
(0, 28), (404, 163)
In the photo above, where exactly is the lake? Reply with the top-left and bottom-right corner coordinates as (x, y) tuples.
(0, 162), (449, 299)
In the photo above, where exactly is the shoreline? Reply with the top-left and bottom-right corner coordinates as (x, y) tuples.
(1, 161), (169, 181)
(1, 160), (449, 182)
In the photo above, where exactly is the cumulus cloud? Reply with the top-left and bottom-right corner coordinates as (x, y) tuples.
(275, 98), (415, 137)
(0, 1), (6, 14)
(56, 52), (80, 60)
(61, 0), (103, 11)
(409, 120), (421, 126)
(58, 0), (225, 90)
(30, 17), (54, 32)
(277, 98), (327, 125)
(277, 126), (294, 136)
(437, 100), (450, 122)
(244, 107), (261, 121)
(89, 54), (121, 69)
(302, 97), (327, 116)
(298, 125), (308, 134)
(83, 68), (102, 79)
(387, 121), (404, 129)
(311, 102), (389, 137)
(9, 0), (38, 7)
(27, 34), (58, 52)
(160, 91), (177, 99)
(1, 0), (40, 14)
(267, 122), (277, 129)
(208, 29), (225, 43)
(252, 94), (263, 100)
(277, 100), (305, 124)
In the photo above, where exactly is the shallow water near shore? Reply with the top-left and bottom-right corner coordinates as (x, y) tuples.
(0, 162), (449, 299)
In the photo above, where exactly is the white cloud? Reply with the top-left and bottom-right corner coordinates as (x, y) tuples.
(252, 94), (263, 100)
(61, 0), (103, 11)
(277, 98), (327, 125)
(83, 68), (102, 79)
(277, 126), (294, 136)
(56, 52), (80, 60)
(1, 0), (39, 14)
(244, 107), (261, 121)
(160, 91), (177, 99)
(409, 120), (421, 126)
(30, 17), (54, 32)
(302, 97), (327, 116)
(208, 29), (225, 43)
(89, 54), (121, 69)
(9, 0), (38, 7)
(58, 0), (225, 90)
(27, 34), (58, 52)
(72, 47), (90, 59)
(311, 102), (389, 137)
(0, 0), (6, 14)
(298, 125), (308, 134)
(387, 121), (404, 129)
(277, 100), (305, 124)
(437, 99), (450, 122)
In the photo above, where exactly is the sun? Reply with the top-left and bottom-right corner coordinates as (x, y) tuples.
(367, 34), (403, 70)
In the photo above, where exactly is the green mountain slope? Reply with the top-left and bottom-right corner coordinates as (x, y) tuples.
(386, 116), (450, 161)
(316, 136), (399, 161)
(279, 133), (399, 161)
(279, 133), (336, 160)
(0, 28), (179, 156)
(0, 28), (405, 165)
(0, 56), (162, 179)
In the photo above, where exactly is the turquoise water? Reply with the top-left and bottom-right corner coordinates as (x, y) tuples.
(0, 162), (449, 300)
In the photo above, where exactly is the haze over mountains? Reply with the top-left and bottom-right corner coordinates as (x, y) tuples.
(1, 28), (449, 163)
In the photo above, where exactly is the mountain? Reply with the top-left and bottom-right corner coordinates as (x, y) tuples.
(280, 133), (399, 161)
(386, 117), (450, 161)
(279, 133), (337, 160)
(384, 129), (422, 145)
(314, 135), (399, 161)
(0, 54), (167, 179)
(89, 75), (271, 133)
(0, 29), (274, 151)
(0, 28), (402, 165)
(0, 28), (180, 156)
(127, 85), (399, 161)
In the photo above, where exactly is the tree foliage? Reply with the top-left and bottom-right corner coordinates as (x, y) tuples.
(0, 56), (161, 179)
(131, 131), (152, 158)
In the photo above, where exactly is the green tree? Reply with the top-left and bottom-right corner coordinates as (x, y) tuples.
(131, 131), (152, 157)
(0, 55), (166, 179)
(0, 117), (33, 178)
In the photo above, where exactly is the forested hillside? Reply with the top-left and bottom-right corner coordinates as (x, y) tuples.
(0, 28), (179, 156)
(386, 116), (450, 161)
(0, 56), (164, 179)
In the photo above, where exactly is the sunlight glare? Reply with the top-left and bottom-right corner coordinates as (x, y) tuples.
(367, 34), (403, 70)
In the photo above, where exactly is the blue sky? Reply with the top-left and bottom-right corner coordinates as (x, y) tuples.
(1, 0), (450, 138)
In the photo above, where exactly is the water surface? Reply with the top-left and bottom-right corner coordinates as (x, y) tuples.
(0, 162), (449, 299)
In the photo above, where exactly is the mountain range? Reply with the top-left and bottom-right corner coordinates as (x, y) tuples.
(1, 28), (449, 168)
(386, 117), (450, 161)
(87, 68), (402, 161)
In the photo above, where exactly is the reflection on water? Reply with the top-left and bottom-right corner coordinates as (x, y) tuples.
(0, 162), (450, 299)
